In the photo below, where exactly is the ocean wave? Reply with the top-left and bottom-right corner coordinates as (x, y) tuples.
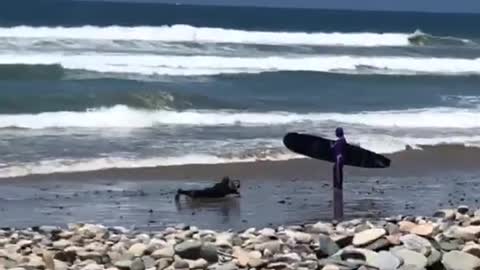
(3, 53), (480, 76)
(0, 25), (413, 47)
(408, 29), (475, 47)
(2, 135), (480, 178)
(0, 64), (64, 80)
(1, 105), (479, 129)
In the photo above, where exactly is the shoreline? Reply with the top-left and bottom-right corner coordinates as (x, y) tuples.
(5, 144), (480, 182)
(0, 206), (478, 270)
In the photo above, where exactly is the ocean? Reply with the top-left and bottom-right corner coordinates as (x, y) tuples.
(0, 1), (480, 229)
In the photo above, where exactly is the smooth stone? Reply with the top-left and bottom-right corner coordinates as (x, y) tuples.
(115, 260), (132, 270)
(232, 247), (249, 267)
(174, 259), (189, 270)
(81, 263), (104, 270)
(186, 259), (208, 269)
(400, 234), (432, 255)
(470, 218), (480, 226)
(399, 221), (417, 233)
(274, 253), (301, 263)
(427, 248), (442, 267)
(309, 222), (333, 234)
(132, 258), (146, 270)
(410, 224), (435, 237)
(442, 251), (480, 270)
(77, 251), (104, 264)
(433, 209), (456, 220)
(199, 244), (218, 263)
(42, 251), (55, 270)
(208, 262), (238, 270)
(214, 233), (232, 248)
(353, 228), (386, 246)
(54, 260), (69, 270)
(364, 238), (391, 251)
(254, 240), (282, 253)
(52, 239), (72, 249)
(247, 258), (268, 268)
(458, 206), (470, 215)
(267, 262), (289, 269)
(157, 259), (173, 270)
(444, 226), (480, 241)
(129, 244), (147, 257)
(386, 234), (402, 246)
(369, 251), (401, 270)
(355, 224), (373, 233)
(289, 231), (312, 244)
(440, 239), (463, 251)
(322, 265), (340, 270)
(174, 241), (202, 260)
(152, 246), (175, 259)
(142, 257), (156, 269)
(392, 249), (427, 269)
(315, 235), (340, 259)
(258, 228), (276, 237)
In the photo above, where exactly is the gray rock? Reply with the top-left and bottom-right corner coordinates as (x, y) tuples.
(392, 249), (427, 269)
(458, 205), (470, 215)
(187, 259), (208, 269)
(331, 234), (354, 248)
(53, 239), (72, 249)
(129, 244), (147, 257)
(267, 262), (289, 269)
(115, 260), (132, 270)
(175, 240), (202, 260)
(433, 209), (456, 220)
(199, 244), (218, 263)
(384, 223), (400, 235)
(364, 238), (391, 251)
(254, 240), (282, 253)
(400, 234), (432, 255)
(442, 251), (480, 270)
(152, 246), (175, 259)
(142, 257), (156, 269)
(440, 239), (463, 252)
(427, 248), (442, 267)
(315, 235), (340, 259)
(208, 262), (238, 270)
(156, 259), (173, 270)
(54, 260), (69, 270)
(174, 259), (189, 270)
(132, 258), (146, 270)
(444, 226), (480, 241)
(369, 251), (401, 270)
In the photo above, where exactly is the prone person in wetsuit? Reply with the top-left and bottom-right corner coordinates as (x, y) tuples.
(331, 127), (346, 219)
(175, 176), (241, 201)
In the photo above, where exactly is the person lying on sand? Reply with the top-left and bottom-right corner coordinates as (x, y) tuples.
(175, 176), (241, 200)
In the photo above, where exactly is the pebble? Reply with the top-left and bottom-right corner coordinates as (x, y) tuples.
(174, 240), (202, 260)
(442, 250), (480, 270)
(352, 228), (386, 246)
(410, 223), (435, 237)
(129, 243), (147, 257)
(391, 249), (428, 269)
(369, 251), (401, 270)
(399, 234), (432, 255)
(152, 246), (175, 259)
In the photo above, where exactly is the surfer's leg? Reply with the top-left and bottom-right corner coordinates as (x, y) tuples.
(333, 160), (344, 220)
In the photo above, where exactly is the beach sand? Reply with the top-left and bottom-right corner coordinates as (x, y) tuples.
(0, 145), (479, 231)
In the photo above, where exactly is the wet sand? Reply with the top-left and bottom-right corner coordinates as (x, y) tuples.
(0, 145), (479, 231)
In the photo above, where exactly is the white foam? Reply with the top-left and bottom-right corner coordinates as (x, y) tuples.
(0, 153), (299, 179)
(2, 53), (480, 76)
(1, 105), (479, 129)
(0, 25), (410, 47)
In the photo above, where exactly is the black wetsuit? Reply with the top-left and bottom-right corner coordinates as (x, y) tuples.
(176, 181), (239, 199)
(332, 136), (346, 189)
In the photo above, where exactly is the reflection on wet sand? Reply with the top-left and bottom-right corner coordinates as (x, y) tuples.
(174, 197), (241, 224)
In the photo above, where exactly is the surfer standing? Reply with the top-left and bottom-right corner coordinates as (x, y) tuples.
(331, 127), (346, 219)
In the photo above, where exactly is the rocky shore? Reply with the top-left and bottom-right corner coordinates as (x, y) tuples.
(1, 206), (480, 270)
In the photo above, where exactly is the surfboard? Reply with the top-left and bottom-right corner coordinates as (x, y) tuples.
(283, 132), (391, 168)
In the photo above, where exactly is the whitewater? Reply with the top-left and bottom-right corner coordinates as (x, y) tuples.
(2, 53), (480, 76)
(0, 24), (413, 47)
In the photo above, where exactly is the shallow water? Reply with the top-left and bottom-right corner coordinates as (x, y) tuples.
(1, 167), (478, 231)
